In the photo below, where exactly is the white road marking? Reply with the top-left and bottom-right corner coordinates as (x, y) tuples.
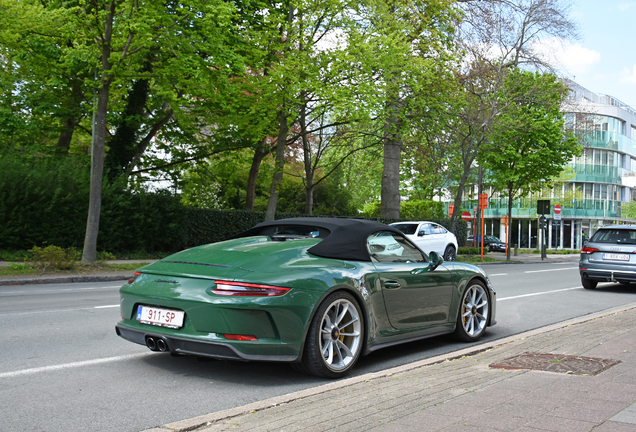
(0, 353), (152, 379)
(498, 286), (582, 301)
(488, 273), (508, 277)
(524, 267), (578, 274)
(94, 305), (119, 309)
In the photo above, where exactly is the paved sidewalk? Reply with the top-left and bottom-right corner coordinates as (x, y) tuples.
(143, 303), (636, 432)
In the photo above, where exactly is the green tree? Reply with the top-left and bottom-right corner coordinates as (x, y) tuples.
(0, 0), (240, 262)
(347, 0), (459, 218)
(478, 69), (581, 260)
(446, 0), (579, 233)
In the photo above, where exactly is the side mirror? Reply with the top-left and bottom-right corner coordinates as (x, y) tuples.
(418, 230), (425, 237)
(428, 251), (444, 271)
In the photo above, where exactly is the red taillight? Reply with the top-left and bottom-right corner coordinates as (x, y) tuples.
(223, 334), (258, 341)
(212, 280), (291, 297)
(581, 246), (599, 254)
(128, 272), (142, 284)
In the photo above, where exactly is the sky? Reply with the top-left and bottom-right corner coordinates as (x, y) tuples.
(553, 0), (636, 108)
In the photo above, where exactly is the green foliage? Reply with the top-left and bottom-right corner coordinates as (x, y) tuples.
(622, 202), (636, 221)
(479, 70), (581, 201)
(28, 245), (80, 272)
(0, 152), (187, 253)
(458, 247), (488, 255)
(399, 200), (445, 220)
(363, 200), (443, 220)
(0, 152), (90, 249)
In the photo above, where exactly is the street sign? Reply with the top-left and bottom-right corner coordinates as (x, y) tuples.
(554, 204), (561, 214)
(461, 211), (471, 222)
(500, 215), (509, 226)
(448, 204), (454, 217)
(478, 193), (488, 209)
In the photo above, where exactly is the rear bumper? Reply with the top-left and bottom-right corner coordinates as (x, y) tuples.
(579, 268), (636, 283)
(115, 324), (299, 362)
(579, 255), (636, 283)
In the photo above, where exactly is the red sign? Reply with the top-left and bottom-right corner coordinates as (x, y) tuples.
(478, 193), (488, 209)
(554, 204), (561, 214)
(448, 204), (454, 217)
(461, 211), (471, 221)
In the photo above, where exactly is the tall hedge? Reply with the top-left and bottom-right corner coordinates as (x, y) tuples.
(0, 152), (466, 253)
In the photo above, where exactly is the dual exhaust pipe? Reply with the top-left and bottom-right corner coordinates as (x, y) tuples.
(146, 336), (169, 352)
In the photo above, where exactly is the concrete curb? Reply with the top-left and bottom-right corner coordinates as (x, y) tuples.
(144, 301), (636, 432)
(0, 274), (132, 286)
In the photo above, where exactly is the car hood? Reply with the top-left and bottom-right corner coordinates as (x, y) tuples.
(140, 236), (346, 279)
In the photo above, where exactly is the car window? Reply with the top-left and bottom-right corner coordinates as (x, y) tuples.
(420, 223), (434, 235)
(590, 229), (636, 244)
(367, 232), (426, 263)
(391, 223), (418, 235)
(431, 224), (447, 234)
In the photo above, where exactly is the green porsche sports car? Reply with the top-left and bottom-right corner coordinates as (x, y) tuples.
(116, 218), (496, 378)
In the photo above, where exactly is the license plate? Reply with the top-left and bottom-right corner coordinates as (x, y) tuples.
(137, 306), (184, 329)
(602, 253), (630, 261)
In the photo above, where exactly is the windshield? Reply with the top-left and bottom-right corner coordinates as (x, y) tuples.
(590, 229), (636, 244)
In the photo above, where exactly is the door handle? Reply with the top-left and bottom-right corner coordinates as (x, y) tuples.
(384, 281), (401, 289)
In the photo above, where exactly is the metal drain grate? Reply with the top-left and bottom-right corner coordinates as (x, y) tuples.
(489, 352), (621, 376)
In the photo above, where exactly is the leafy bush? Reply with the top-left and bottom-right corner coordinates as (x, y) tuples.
(28, 245), (80, 272)
(458, 247), (488, 255)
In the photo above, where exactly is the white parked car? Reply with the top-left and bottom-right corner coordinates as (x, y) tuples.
(390, 221), (458, 261)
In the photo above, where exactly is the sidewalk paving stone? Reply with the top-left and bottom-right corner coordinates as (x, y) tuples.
(141, 304), (636, 432)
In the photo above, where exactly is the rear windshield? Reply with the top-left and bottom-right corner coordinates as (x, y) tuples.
(590, 229), (636, 244)
(391, 223), (419, 235)
(251, 225), (330, 241)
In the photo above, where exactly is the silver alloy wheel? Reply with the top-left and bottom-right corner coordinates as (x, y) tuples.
(319, 298), (362, 371)
(460, 283), (489, 337)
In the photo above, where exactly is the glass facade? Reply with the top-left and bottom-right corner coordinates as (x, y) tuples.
(450, 81), (636, 249)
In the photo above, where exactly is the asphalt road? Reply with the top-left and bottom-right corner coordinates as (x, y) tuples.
(2, 258), (636, 432)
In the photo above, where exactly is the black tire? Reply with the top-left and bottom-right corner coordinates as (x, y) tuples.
(454, 280), (490, 342)
(298, 291), (364, 378)
(581, 277), (597, 290)
(444, 245), (456, 261)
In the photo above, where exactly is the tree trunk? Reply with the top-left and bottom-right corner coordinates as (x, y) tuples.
(265, 111), (288, 221)
(55, 81), (84, 154)
(82, 2), (114, 264)
(381, 136), (401, 218)
(299, 95), (314, 215)
(245, 141), (268, 211)
(305, 179), (314, 215)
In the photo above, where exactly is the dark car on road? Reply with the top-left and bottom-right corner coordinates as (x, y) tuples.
(474, 235), (506, 252)
(486, 236), (506, 252)
(579, 225), (636, 289)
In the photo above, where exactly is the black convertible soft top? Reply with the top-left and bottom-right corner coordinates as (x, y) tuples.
(233, 217), (405, 262)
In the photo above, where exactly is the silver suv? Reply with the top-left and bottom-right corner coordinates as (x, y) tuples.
(579, 225), (636, 289)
